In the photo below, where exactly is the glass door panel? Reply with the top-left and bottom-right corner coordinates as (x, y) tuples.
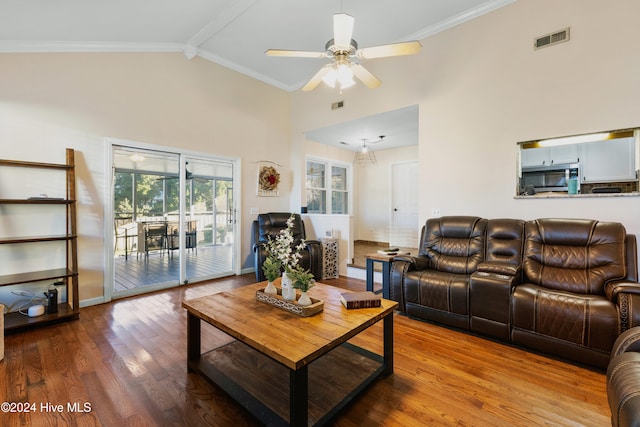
(183, 157), (234, 283)
(112, 146), (180, 295)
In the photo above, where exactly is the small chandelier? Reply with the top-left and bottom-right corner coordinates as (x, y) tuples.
(353, 136), (385, 165)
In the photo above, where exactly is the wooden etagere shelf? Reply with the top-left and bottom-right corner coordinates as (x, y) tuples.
(0, 148), (79, 333)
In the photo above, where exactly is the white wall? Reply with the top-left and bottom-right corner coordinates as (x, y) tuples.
(292, 0), (640, 252)
(355, 145), (419, 243)
(0, 52), (291, 305)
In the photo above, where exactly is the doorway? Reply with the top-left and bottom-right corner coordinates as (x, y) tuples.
(110, 144), (236, 298)
(390, 161), (419, 248)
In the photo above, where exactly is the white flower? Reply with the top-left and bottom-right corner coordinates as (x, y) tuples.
(264, 214), (306, 272)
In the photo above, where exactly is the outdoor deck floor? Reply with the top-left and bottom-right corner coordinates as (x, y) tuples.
(114, 245), (233, 292)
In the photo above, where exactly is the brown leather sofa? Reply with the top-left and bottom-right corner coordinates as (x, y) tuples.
(390, 216), (640, 369)
(607, 326), (640, 427)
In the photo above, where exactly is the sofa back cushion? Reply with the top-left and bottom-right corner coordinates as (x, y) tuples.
(523, 218), (626, 294)
(486, 218), (525, 266)
(419, 216), (487, 274)
(256, 212), (305, 243)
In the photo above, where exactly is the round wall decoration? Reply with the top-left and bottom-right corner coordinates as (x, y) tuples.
(256, 161), (281, 196)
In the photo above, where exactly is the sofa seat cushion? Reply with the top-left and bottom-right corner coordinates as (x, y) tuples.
(512, 284), (619, 352)
(404, 270), (470, 316)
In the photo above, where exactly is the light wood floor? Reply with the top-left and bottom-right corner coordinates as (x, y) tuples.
(1, 274), (611, 426)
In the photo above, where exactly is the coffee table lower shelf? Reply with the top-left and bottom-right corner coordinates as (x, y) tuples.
(188, 340), (386, 427)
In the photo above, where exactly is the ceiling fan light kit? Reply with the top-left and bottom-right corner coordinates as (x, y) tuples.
(265, 12), (421, 92)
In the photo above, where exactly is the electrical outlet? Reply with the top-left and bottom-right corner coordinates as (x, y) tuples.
(431, 208), (441, 217)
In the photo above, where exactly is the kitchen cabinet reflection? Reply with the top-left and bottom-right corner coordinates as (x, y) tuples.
(517, 128), (639, 196)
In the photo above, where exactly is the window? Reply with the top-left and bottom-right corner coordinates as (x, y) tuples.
(306, 159), (350, 214)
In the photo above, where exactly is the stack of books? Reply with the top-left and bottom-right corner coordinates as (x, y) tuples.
(376, 248), (411, 256)
(340, 291), (381, 309)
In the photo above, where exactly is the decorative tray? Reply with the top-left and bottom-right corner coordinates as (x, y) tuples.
(256, 287), (324, 317)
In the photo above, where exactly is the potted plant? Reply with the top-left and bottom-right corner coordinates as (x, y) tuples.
(261, 256), (280, 295)
(288, 265), (316, 306)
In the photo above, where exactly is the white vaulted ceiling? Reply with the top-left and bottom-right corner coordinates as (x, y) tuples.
(0, 0), (515, 92)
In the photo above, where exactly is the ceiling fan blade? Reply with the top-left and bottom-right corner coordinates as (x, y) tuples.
(333, 13), (355, 49)
(358, 41), (422, 59)
(265, 49), (327, 58)
(301, 65), (332, 92)
(351, 63), (381, 88)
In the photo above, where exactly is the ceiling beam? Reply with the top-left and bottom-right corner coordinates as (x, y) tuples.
(184, 0), (258, 60)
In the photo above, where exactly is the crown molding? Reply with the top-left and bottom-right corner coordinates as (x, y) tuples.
(194, 48), (295, 92)
(0, 40), (184, 54)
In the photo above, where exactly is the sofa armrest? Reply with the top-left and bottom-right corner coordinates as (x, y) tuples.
(304, 239), (323, 280)
(253, 242), (268, 282)
(605, 281), (640, 302)
(389, 255), (432, 312)
(477, 261), (521, 278)
(393, 254), (431, 271)
(611, 327), (640, 357)
(606, 283), (640, 331)
(304, 239), (321, 250)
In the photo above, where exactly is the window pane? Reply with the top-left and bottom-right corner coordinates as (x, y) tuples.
(136, 174), (165, 217)
(332, 191), (348, 214)
(114, 172), (133, 216)
(307, 189), (326, 214)
(307, 161), (325, 188)
(165, 179), (179, 213)
(331, 166), (347, 190)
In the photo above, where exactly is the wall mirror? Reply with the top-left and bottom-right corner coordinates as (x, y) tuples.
(516, 127), (639, 196)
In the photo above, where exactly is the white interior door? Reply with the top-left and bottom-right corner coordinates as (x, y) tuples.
(390, 161), (419, 248)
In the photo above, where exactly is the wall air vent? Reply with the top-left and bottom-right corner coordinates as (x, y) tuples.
(331, 100), (344, 110)
(534, 28), (570, 50)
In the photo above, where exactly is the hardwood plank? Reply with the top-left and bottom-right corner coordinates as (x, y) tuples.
(0, 273), (611, 426)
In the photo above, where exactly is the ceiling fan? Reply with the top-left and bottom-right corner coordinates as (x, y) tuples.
(266, 13), (421, 91)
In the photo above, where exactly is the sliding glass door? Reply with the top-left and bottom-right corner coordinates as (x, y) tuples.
(182, 156), (234, 284)
(111, 145), (235, 297)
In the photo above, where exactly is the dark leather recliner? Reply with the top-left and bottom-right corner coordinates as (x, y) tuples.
(251, 212), (322, 282)
(390, 216), (488, 329)
(511, 218), (638, 368)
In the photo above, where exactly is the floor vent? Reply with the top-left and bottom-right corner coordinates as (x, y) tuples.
(534, 28), (570, 50)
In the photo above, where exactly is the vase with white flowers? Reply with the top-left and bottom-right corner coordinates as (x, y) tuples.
(263, 214), (307, 301)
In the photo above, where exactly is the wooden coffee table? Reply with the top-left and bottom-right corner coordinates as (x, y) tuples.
(182, 280), (398, 426)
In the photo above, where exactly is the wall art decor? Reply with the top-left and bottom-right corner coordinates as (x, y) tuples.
(256, 160), (281, 197)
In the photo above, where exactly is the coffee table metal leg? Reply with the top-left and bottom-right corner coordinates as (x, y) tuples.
(186, 312), (201, 372)
(383, 313), (394, 377)
(290, 365), (308, 426)
(381, 261), (391, 299)
(366, 258), (375, 293)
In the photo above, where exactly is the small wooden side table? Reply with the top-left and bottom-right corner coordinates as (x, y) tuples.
(365, 253), (397, 299)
